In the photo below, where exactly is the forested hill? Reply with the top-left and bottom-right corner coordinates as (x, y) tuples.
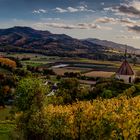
(0, 26), (139, 59)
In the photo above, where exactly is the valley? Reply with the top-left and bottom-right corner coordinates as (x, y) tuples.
(0, 27), (140, 140)
(1, 51), (140, 79)
(0, 0), (140, 138)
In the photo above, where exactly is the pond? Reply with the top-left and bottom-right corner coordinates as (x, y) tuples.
(52, 64), (69, 68)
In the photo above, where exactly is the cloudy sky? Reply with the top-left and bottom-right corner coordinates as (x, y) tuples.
(0, 0), (140, 48)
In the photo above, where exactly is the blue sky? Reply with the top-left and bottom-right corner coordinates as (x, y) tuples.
(0, 0), (140, 48)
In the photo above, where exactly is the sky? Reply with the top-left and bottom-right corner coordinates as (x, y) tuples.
(0, 0), (140, 48)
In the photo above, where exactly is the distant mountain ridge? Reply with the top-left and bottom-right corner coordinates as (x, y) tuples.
(0, 26), (139, 59)
(85, 38), (139, 54)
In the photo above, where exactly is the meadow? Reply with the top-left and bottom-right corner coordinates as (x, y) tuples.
(0, 107), (15, 140)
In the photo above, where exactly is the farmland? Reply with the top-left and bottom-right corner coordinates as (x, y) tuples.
(0, 52), (140, 140)
(1, 52), (140, 79)
(83, 71), (115, 78)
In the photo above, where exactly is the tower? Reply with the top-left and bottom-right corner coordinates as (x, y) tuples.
(116, 47), (135, 83)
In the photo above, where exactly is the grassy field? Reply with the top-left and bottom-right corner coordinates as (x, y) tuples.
(1, 52), (49, 59)
(0, 122), (15, 140)
(53, 68), (81, 75)
(69, 58), (121, 67)
(23, 60), (49, 67)
(83, 71), (115, 78)
(0, 107), (15, 140)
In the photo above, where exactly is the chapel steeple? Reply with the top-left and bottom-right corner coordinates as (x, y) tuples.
(116, 46), (135, 83)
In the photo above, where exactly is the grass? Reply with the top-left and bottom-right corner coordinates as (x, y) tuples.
(0, 107), (15, 140)
(23, 61), (46, 67)
(0, 122), (15, 140)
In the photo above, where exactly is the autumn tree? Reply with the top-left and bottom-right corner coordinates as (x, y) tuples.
(0, 57), (16, 68)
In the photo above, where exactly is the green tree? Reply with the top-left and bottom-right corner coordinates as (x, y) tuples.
(101, 89), (112, 99)
(56, 78), (80, 104)
(15, 78), (48, 140)
(56, 78), (89, 104)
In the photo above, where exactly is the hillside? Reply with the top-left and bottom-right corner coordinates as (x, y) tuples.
(0, 26), (139, 59)
(85, 38), (140, 54)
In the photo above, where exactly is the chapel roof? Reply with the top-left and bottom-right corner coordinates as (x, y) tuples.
(117, 60), (134, 75)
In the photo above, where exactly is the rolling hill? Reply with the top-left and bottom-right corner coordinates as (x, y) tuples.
(0, 26), (139, 59)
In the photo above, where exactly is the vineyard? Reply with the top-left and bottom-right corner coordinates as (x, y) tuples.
(14, 95), (140, 140)
(43, 96), (140, 139)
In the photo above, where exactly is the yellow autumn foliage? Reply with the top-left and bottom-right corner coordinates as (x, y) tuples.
(44, 96), (140, 140)
(0, 57), (16, 68)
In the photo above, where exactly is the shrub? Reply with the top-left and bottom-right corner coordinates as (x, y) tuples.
(101, 89), (112, 99)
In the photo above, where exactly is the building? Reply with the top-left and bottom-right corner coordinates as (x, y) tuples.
(116, 60), (135, 83)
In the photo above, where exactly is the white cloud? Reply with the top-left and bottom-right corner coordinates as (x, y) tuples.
(116, 35), (140, 40)
(128, 25), (140, 33)
(34, 22), (110, 30)
(104, 0), (140, 18)
(130, 1), (140, 11)
(55, 7), (67, 13)
(55, 5), (94, 13)
(95, 16), (137, 27)
(41, 18), (60, 21)
(67, 7), (78, 12)
(103, 7), (118, 12)
(119, 18), (136, 24)
(132, 36), (140, 39)
(32, 9), (47, 14)
(95, 16), (140, 33)
(95, 17), (117, 24)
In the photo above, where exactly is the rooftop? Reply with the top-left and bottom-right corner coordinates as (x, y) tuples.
(117, 60), (134, 75)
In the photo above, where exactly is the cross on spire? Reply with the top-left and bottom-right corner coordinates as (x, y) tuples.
(125, 45), (127, 61)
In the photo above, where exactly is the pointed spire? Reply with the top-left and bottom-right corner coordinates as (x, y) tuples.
(117, 60), (134, 75)
(125, 45), (127, 61)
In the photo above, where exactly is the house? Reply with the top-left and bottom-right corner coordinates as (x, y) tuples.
(116, 60), (135, 83)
